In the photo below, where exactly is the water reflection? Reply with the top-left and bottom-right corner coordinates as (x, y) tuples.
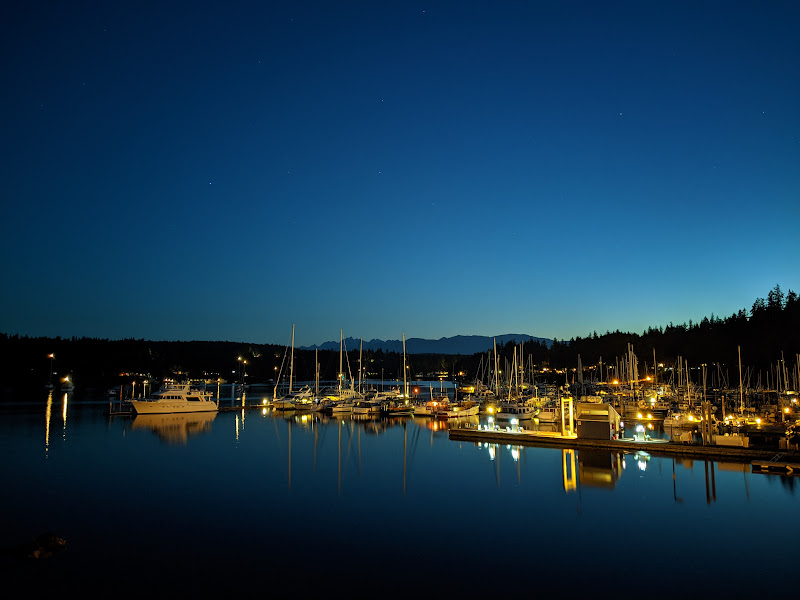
(577, 450), (623, 488)
(44, 390), (52, 455)
(61, 392), (69, 440)
(130, 412), (217, 445)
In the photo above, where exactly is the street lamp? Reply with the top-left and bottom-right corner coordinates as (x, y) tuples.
(47, 354), (55, 388)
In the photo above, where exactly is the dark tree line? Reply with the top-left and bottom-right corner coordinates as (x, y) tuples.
(553, 284), (799, 380)
(2, 285), (797, 394)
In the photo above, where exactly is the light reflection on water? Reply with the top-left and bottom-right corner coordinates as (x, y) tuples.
(1, 395), (797, 597)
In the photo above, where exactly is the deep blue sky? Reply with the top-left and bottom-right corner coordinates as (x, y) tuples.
(2, 1), (798, 347)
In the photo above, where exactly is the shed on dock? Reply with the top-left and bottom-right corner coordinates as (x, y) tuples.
(575, 403), (621, 440)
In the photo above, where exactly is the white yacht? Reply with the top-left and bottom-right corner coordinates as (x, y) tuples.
(130, 383), (218, 414)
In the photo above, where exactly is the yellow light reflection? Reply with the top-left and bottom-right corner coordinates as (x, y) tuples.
(45, 391), (53, 454)
(562, 449), (577, 492)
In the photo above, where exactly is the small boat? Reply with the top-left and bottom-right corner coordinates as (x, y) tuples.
(663, 411), (701, 429)
(273, 385), (316, 410)
(130, 382), (218, 414)
(495, 400), (536, 421)
(435, 399), (479, 419)
(415, 396), (449, 417)
(353, 398), (382, 415)
(381, 399), (415, 417)
(536, 404), (560, 423)
(328, 399), (356, 414)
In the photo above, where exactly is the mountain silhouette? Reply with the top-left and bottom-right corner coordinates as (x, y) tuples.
(300, 334), (552, 355)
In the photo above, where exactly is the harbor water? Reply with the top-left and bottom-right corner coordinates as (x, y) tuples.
(1, 389), (798, 598)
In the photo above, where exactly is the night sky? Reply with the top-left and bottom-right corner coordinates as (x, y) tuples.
(2, 1), (798, 347)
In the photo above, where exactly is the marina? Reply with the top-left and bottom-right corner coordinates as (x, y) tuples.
(2, 386), (798, 598)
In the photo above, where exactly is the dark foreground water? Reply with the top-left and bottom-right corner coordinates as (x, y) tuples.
(1, 391), (798, 598)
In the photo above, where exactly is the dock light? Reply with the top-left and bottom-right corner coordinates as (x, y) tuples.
(785, 408), (790, 413)
(262, 399), (268, 405)
(756, 418), (761, 424)
(688, 415), (695, 422)
(647, 414), (652, 419)
(510, 418), (518, 426)
(487, 407), (494, 414)
(637, 413), (643, 419)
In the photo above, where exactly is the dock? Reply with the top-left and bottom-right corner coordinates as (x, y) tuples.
(448, 426), (800, 463)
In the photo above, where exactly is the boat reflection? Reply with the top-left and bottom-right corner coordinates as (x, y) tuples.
(418, 414), (479, 431)
(131, 411), (217, 445)
(577, 450), (623, 488)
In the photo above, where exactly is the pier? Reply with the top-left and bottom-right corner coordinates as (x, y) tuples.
(448, 426), (800, 463)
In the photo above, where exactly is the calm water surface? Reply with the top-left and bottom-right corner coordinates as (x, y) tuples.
(1, 391), (798, 598)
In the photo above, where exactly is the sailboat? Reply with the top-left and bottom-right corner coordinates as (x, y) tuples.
(496, 348), (536, 421)
(381, 333), (414, 416)
(322, 330), (363, 413)
(273, 325), (315, 410)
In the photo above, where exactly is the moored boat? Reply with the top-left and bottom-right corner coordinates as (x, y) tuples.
(131, 382), (218, 414)
(435, 399), (479, 419)
(495, 400), (536, 421)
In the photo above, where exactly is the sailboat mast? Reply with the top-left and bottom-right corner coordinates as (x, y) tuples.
(359, 338), (363, 394)
(402, 333), (408, 398)
(289, 324), (295, 394)
(339, 329), (343, 396)
(738, 345), (744, 413)
(493, 338), (498, 396)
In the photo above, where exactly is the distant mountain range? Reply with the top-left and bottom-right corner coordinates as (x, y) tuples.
(299, 334), (552, 355)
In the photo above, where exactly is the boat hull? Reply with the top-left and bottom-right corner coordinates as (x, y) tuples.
(131, 400), (218, 415)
